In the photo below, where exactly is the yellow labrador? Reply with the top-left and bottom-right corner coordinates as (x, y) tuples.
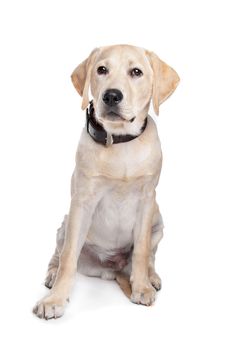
(33, 44), (179, 319)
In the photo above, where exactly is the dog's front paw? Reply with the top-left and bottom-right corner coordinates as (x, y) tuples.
(33, 294), (67, 320)
(131, 285), (156, 306)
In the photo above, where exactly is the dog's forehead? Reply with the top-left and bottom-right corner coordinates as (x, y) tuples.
(96, 45), (149, 66)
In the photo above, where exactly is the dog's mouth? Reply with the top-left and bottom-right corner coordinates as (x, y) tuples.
(99, 109), (135, 123)
(107, 111), (125, 121)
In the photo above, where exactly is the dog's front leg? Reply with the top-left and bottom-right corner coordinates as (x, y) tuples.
(33, 175), (103, 319)
(131, 184), (156, 306)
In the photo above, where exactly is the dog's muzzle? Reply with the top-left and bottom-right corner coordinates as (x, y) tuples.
(86, 101), (147, 147)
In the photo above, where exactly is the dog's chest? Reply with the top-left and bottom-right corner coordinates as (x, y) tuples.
(78, 140), (161, 181)
(99, 146), (154, 179)
(86, 181), (142, 250)
(77, 116), (162, 181)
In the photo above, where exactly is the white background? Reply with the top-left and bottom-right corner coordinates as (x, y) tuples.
(0, 0), (232, 349)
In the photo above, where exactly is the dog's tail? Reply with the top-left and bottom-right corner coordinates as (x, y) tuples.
(116, 272), (132, 299)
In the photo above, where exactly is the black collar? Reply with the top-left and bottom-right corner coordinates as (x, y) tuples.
(86, 101), (147, 147)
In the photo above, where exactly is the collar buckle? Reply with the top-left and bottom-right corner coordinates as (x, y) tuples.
(105, 132), (113, 147)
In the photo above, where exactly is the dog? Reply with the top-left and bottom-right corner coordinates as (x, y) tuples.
(33, 44), (179, 319)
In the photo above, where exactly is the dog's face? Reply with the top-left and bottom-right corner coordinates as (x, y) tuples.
(72, 45), (179, 134)
(90, 46), (154, 129)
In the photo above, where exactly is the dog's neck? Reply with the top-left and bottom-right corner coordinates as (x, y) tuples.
(86, 101), (148, 147)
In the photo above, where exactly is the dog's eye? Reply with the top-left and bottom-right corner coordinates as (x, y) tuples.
(130, 68), (143, 77)
(97, 66), (108, 75)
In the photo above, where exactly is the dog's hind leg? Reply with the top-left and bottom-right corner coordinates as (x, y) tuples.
(149, 212), (164, 291)
(44, 215), (67, 289)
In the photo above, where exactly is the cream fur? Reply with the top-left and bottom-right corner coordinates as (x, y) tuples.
(33, 44), (179, 320)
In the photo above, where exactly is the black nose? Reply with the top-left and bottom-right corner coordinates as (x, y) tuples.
(102, 89), (123, 106)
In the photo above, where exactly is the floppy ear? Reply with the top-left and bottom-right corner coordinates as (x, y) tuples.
(147, 51), (180, 116)
(71, 48), (99, 110)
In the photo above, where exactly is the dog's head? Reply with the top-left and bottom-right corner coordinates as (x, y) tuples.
(71, 45), (179, 134)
